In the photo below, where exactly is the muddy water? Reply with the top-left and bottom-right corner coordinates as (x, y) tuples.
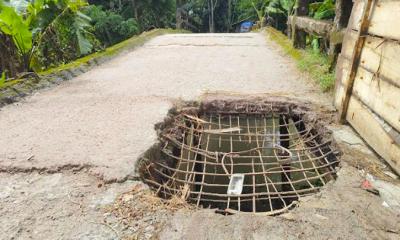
(177, 114), (327, 212)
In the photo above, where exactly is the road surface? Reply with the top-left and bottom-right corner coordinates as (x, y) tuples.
(0, 33), (398, 239)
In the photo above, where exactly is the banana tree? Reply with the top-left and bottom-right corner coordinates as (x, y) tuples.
(0, 0), (94, 75)
(251, 0), (268, 26)
(263, 0), (296, 30)
(265, 0), (296, 18)
(0, 3), (32, 71)
(309, 0), (335, 20)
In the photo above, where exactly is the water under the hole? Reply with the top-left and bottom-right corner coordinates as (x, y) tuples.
(175, 114), (326, 212)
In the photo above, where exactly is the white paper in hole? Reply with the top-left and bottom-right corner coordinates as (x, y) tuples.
(227, 174), (245, 195)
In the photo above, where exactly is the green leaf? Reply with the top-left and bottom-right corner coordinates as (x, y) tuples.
(280, 0), (295, 12)
(0, 5), (32, 54)
(314, 9), (335, 20)
(0, 71), (6, 87)
(66, 0), (88, 13)
(73, 10), (93, 55)
(76, 30), (92, 55)
(311, 38), (320, 52)
(309, 3), (323, 12)
(3, 0), (30, 14)
(311, 0), (335, 20)
(266, 6), (285, 15)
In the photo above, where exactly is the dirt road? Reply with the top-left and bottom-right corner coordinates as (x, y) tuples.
(1, 33), (399, 239)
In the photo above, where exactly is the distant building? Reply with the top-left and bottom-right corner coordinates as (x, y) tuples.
(235, 21), (254, 33)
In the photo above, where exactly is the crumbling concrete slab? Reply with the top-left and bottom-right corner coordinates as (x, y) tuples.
(0, 172), (137, 239)
(0, 33), (327, 182)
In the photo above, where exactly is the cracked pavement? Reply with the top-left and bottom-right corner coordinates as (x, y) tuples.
(1, 32), (399, 240)
(0, 33), (326, 183)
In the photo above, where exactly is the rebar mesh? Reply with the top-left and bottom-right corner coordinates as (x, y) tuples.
(142, 103), (340, 214)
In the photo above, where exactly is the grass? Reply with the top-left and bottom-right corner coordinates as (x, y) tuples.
(0, 78), (22, 89)
(298, 49), (336, 91)
(265, 27), (335, 92)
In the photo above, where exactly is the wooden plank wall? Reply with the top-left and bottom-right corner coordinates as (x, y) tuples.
(335, 0), (400, 174)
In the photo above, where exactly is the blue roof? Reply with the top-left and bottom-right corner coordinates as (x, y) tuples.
(241, 21), (253, 27)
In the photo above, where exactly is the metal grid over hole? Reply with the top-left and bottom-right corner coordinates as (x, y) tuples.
(142, 107), (340, 215)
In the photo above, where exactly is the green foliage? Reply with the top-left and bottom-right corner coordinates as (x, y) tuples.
(266, 0), (296, 17)
(298, 48), (335, 91)
(84, 5), (139, 46)
(265, 26), (302, 60)
(0, 0), (96, 72)
(5, 0), (29, 14)
(235, 0), (267, 22)
(32, 0), (95, 57)
(251, 0), (268, 23)
(0, 71), (6, 87)
(74, 11), (94, 55)
(134, 0), (176, 30)
(1, 0), (178, 76)
(311, 37), (320, 52)
(0, 4), (32, 54)
(90, 0), (176, 31)
(309, 0), (335, 20)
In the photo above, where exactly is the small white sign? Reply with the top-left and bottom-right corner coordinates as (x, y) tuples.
(227, 174), (245, 195)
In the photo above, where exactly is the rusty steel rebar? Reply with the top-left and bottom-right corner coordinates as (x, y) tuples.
(142, 109), (340, 214)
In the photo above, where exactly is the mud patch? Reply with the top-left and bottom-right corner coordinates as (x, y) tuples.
(137, 98), (341, 215)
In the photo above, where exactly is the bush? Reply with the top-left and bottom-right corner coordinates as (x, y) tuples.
(32, 9), (101, 69)
(298, 49), (335, 92)
(84, 5), (139, 46)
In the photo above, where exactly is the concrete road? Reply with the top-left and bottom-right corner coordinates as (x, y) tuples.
(2, 33), (397, 240)
(0, 33), (326, 182)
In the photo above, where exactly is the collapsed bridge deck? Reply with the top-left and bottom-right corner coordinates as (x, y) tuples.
(141, 100), (341, 214)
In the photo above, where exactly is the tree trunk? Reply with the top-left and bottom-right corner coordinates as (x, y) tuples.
(131, 0), (138, 20)
(292, 0), (309, 49)
(176, 0), (183, 29)
(328, 0), (354, 69)
(0, 33), (22, 78)
(209, 0), (216, 33)
(208, 0), (211, 32)
(227, 0), (232, 32)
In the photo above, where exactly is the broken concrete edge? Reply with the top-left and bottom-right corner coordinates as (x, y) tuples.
(0, 161), (142, 185)
(134, 97), (342, 181)
(0, 163), (93, 175)
(0, 28), (190, 109)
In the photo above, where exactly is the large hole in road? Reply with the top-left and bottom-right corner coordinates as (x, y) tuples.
(138, 99), (341, 214)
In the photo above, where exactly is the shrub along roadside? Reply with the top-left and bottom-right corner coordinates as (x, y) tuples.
(0, 0), (95, 75)
(83, 5), (139, 47)
(0, 0), (175, 80)
(265, 27), (335, 92)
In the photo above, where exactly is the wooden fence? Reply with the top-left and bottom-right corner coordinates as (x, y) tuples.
(335, 0), (400, 174)
(287, 0), (353, 63)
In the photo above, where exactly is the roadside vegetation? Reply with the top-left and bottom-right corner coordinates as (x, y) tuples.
(0, 0), (337, 91)
(0, 0), (176, 82)
(266, 27), (335, 92)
